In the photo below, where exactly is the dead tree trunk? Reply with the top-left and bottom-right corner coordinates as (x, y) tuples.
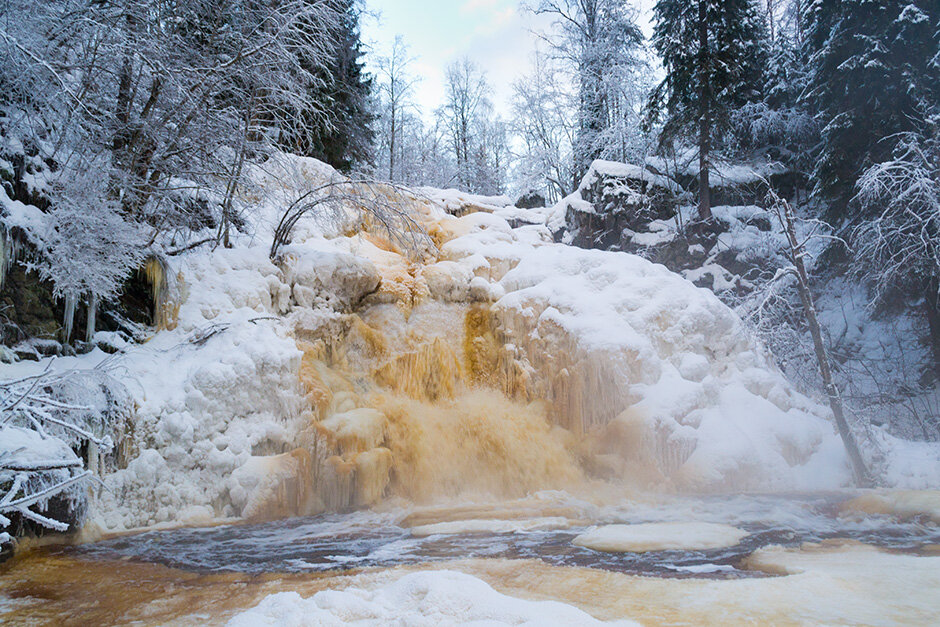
(773, 192), (872, 486)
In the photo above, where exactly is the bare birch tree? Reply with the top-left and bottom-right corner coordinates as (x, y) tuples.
(764, 190), (872, 486)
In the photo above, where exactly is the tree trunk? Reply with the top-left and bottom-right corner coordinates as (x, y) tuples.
(698, 112), (711, 221)
(925, 275), (940, 380)
(389, 109), (396, 183)
(777, 194), (872, 486)
(697, 0), (712, 221)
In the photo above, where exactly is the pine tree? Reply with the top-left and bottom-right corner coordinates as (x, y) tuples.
(804, 0), (939, 217)
(647, 0), (766, 220)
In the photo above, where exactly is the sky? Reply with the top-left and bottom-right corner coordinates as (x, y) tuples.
(361, 0), (656, 120)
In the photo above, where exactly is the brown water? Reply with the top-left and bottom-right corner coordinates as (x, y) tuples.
(3, 491), (939, 625)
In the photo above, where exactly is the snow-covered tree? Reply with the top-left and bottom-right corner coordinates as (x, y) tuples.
(647, 0), (767, 220)
(0, 0), (344, 328)
(440, 58), (492, 192)
(728, 1), (816, 174)
(470, 116), (510, 196)
(1, 367), (126, 544)
(283, 0), (375, 172)
(374, 36), (420, 184)
(804, 0), (939, 215)
(511, 50), (579, 202)
(34, 171), (147, 342)
(852, 131), (940, 377)
(534, 0), (646, 178)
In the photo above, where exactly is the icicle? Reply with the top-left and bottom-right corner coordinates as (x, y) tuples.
(63, 292), (77, 343)
(85, 294), (97, 344)
(142, 255), (178, 330)
(87, 441), (99, 477)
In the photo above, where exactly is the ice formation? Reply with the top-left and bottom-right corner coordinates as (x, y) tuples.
(572, 522), (749, 552)
(8, 153), (923, 533)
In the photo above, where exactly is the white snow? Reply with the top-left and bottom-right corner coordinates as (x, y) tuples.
(644, 151), (786, 187)
(580, 159), (682, 193)
(0, 185), (48, 244)
(409, 517), (573, 537)
(0, 425), (77, 467)
(487, 242), (851, 491)
(572, 522), (748, 552)
(226, 570), (637, 627)
(417, 187), (513, 215)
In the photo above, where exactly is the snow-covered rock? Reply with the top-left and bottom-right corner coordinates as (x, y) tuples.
(226, 570), (636, 627)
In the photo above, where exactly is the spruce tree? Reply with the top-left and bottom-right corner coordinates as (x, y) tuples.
(284, 0), (375, 172)
(647, 0), (766, 220)
(804, 0), (939, 218)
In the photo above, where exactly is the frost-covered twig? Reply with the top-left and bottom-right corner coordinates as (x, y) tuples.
(1, 367), (125, 541)
(269, 176), (432, 260)
(190, 323), (231, 346)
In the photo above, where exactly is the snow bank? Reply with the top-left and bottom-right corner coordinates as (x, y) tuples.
(91, 315), (306, 529)
(484, 243), (849, 491)
(0, 186), (48, 243)
(417, 188), (512, 216)
(0, 425), (78, 468)
(226, 570), (637, 627)
(573, 522), (748, 552)
(644, 151), (786, 186)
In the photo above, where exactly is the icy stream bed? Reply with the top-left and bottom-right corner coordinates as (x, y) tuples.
(61, 492), (940, 577)
(3, 491), (940, 625)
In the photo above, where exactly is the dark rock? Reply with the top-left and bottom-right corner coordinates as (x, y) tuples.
(515, 190), (545, 209)
(565, 160), (683, 252)
(0, 262), (62, 343)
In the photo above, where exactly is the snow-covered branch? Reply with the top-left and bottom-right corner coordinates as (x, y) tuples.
(1, 366), (126, 543)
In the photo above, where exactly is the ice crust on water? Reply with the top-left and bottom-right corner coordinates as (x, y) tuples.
(572, 522), (749, 552)
(226, 570), (638, 627)
(408, 517), (574, 537)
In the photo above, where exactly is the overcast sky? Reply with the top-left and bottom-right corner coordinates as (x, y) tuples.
(361, 0), (656, 119)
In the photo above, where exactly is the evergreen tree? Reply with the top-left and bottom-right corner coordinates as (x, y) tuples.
(728, 5), (818, 175)
(804, 0), (939, 217)
(284, 0), (375, 172)
(647, 0), (766, 220)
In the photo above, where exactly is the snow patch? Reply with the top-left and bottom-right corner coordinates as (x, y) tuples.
(226, 570), (637, 626)
(573, 522), (748, 552)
